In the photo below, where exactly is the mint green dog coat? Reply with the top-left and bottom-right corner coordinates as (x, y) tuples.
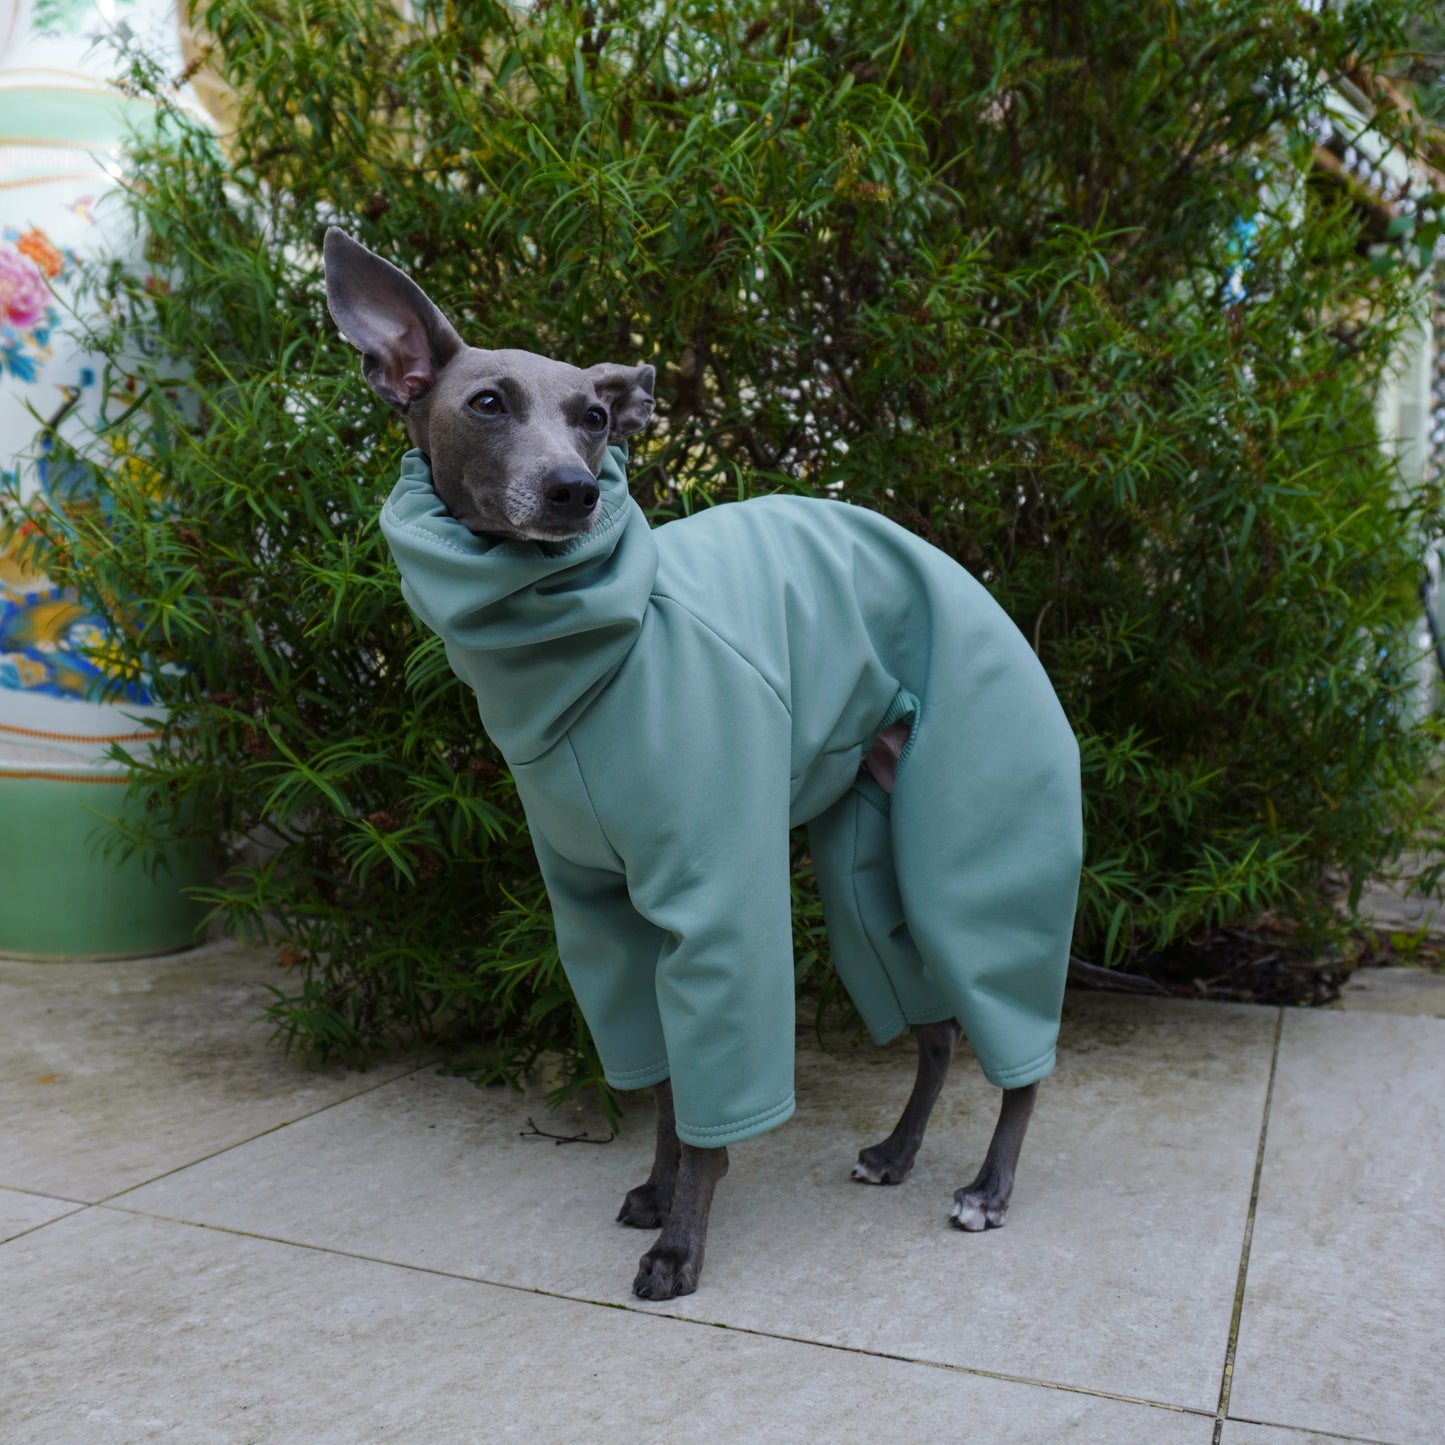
(381, 445), (1082, 1147)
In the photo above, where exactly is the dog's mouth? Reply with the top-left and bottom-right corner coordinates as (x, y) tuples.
(523, 516), (602, 545)
(440, 481), (604, 543)
(459, 511), (601, 545)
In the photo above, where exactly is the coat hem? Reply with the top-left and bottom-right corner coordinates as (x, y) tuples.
(867, 1005), (960, 1046)
(675, 1093), (795, 1147)
(604, 1059), (672, 1089)
(978, 1045), (1057, 1090)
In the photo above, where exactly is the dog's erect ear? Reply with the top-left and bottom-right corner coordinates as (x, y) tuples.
(323, 228), (464, 411)
(586, 362), (656, 440)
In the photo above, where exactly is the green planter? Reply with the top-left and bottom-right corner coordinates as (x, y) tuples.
(0, 762), (210, 960)
(0, 694), (212, 961)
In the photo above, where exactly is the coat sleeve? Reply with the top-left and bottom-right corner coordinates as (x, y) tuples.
(525, 828), (673, 1091)
(580, 607), (798, 1148)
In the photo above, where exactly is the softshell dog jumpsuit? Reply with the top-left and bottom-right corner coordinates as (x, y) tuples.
(381, 445), (1083, 1148)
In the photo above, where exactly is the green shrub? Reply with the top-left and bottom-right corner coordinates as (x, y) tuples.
(10, 0), (1443, 1101)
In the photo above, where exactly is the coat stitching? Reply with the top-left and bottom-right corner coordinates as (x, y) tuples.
(650, 591), (790, 719)
(564, 734), (624, 870)
(678, 1094), (795, 1136)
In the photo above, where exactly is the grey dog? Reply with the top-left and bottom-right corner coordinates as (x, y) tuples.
(323, 227), (1061, 1298)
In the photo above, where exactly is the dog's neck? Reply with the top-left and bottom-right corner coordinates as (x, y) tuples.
(382, 446), (658, 765)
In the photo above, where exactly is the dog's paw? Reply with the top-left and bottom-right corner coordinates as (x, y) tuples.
(950, 1183), (1010, 1232)
(632, 1243), (701, 1299)
(616, 1180), (669, 1229)
(851, 1144), (914, 1186)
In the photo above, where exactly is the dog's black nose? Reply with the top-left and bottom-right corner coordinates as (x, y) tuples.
(543, 468), (600, 518)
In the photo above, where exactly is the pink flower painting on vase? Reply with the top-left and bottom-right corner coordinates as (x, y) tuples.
(1, 244), (51, 331)
(0, 237), (65, 385)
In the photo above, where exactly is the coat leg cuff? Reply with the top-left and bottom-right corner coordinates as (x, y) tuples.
(979, 1046), (1057, 1090)
(674, 1093), (795, 1147)
(603, 1058), (672, 1090)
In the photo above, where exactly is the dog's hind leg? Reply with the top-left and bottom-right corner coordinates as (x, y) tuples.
(632, 1142), (729, 1299)
(852, 1018), (962, 1185)
(951, 1081), (1038, 1230)
(617, 1079), (681, 1229)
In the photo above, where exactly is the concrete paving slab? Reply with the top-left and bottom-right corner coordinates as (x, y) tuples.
(1334, 966), (1445, 1018)
(118, 994), (1275, 1411)
(1, 1207), (1217, 1445)
(0, 1186), (83, 1242)
(1222, 1425), (1379, 1445)
(0, 942), (421, 1200)
(1230, 1010), (1445, 1445)
(1353, 852), (1445, 937)
(1353, 887), (1445, 935)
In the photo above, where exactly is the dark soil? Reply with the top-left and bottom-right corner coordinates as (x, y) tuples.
(1069, 915), (1445, 1008)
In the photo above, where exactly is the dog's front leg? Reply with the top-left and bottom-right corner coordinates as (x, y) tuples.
(951, 1081), (1038, 1230)
(853, 1018), (962, 1184)
(617, 1079), (681, 1228)
(631, 1141), (729, 1299)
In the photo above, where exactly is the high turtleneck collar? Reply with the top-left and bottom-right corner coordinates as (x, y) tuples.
(379, 444), (659, 764)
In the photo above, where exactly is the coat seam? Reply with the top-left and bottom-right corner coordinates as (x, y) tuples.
(849, 796), (906, 1032)
(564, 734), (625, 871)
(381, 503), (476, 558)
(984, 1045), (1057, 1086)
(676, 1094), (795, 1136)
(607, 1058), (670, 1084)
(650, 591), (790, 720)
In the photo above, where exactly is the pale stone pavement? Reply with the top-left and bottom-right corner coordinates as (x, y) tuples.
(2, 939), (1442, 1444)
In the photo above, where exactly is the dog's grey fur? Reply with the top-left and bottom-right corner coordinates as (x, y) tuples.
(323, 227), (1039, 1298)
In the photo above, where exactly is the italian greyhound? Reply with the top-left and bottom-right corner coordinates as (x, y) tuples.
(323, 227), (1047, 1299)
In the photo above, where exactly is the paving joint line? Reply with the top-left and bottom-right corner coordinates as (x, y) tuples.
(0, 1183), (92, 1206)
(0, 1201), (93, 1247)
(1224, 1413), (1400, 1445)
(94, 1056), (438, 1207)
(93, 1200), (1212, 1421)
(1212, 1005), (1284, 1445)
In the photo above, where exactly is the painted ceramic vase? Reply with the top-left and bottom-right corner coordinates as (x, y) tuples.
(0, 0), (221, 957)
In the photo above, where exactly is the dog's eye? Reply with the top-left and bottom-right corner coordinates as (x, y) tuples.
(583, 406), (608, 433)
(469, 391), (506, 416)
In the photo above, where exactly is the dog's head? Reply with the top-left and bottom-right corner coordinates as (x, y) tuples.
(322, 229), (654, 541)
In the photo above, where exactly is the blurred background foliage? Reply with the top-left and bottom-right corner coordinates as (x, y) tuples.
(8, 0), (1445, 1103)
